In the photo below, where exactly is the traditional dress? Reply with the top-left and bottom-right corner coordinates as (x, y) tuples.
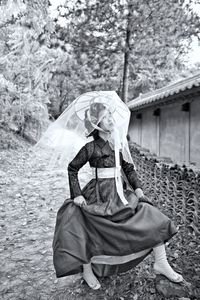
(53, 137), (177, 278)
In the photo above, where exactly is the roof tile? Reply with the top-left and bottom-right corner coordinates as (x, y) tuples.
(128, 73), (200, 110)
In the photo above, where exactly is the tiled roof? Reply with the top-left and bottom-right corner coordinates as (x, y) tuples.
(128, 73), (200, 110)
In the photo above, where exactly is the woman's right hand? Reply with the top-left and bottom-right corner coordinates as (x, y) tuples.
(74, 195), (87, 207)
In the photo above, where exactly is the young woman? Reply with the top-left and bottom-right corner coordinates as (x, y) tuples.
(51, 92), (183, 290)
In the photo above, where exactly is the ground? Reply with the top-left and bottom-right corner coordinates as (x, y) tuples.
(0, 137), (200, 300)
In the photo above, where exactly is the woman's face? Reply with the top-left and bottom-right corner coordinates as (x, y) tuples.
(98, 108), (115, 132)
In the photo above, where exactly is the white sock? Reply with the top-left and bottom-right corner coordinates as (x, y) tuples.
(83, 263), (92, 273)
(153, 244), (182, 281)
(83, 263), (100, 288)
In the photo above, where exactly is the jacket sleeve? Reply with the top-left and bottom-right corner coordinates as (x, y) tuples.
(68, 143), (93, 199)
(121, 158), (142, 191)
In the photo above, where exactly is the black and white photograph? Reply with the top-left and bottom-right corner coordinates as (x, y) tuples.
(0, 0), (200, 299)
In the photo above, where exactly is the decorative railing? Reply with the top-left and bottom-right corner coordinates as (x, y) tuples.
(130, 145), (200, 238)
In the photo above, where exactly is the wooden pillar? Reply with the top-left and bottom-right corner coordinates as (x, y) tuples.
(136, 113), (142, 146)
(154, 108), (160, 156)
(182, 103), (190, 165)
(156, 117), (160, 156)
(139, 118), (142, 146)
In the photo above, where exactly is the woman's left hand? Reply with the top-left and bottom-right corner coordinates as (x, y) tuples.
(138, 196), (154, 206)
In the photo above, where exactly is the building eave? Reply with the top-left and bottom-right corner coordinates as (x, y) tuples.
(128, 73), (200, 111)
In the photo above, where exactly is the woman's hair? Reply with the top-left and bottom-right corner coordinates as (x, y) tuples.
(84, 102), (106, 139)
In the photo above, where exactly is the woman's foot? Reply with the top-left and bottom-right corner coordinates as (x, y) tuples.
(153, 262), (183, 283)
(153, 244), (183, 283)
(83, 263), (101, 290)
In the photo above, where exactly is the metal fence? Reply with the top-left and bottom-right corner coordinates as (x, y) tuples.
(130, 145), (200, 238)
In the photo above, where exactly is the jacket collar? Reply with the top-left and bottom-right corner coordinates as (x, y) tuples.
(95, 137), (108, 148)
(95, 137), (112, 155)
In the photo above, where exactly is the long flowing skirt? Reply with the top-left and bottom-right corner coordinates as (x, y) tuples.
(53, 195), (177, 278)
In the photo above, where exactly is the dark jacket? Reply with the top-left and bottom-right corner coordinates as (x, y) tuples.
(68, 137), (142, 199)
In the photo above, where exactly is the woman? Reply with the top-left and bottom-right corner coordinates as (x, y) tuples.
(51, 92), (183, 290)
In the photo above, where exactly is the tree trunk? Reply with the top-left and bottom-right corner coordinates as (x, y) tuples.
(121, 3), (133, 103)
(121, 31), (130, 103)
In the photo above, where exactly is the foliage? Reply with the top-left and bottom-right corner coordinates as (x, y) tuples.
(53, 0), (200, 101)
(0, 0), (200, 142)
(0, 0), (53, 138)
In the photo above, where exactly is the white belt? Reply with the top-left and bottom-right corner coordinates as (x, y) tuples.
(91, 167), (121, 179)
(91, 166), (128, 206)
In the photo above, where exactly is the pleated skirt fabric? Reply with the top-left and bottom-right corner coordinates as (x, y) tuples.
(53, 195), (177, 278)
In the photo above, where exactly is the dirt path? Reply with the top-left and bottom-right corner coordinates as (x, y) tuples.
(0, 147), (84, 299)
(0, 147), (199, 300)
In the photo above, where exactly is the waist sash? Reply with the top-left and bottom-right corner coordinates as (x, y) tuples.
(91, 167), (120, 179)
(90, 166), (128, 206)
